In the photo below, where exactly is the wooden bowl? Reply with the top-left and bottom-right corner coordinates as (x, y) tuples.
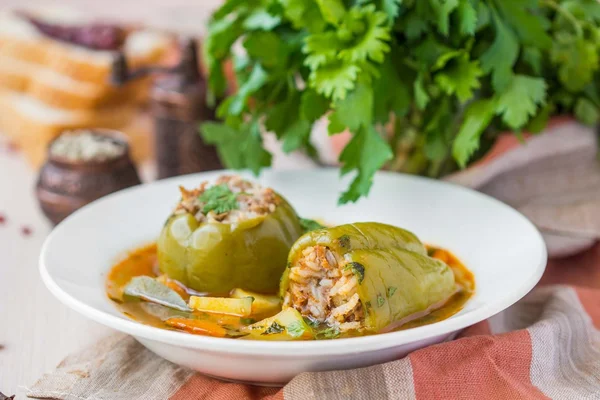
(36, 129), (142, 225)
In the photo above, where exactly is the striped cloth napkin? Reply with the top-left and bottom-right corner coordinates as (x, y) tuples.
(26, 120), (600, 399)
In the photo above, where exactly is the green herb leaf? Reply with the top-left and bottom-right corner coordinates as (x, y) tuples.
(373, 55), (412, 122)
(303, 316), (320, 329)
(480, 10), (519, 91)
(200, 121), (272, 175)
(227, 64), (269, 115)
(286, 321), (306, 338)
(522, 47), (543, 75)
(309, 62), (361, 101)
(315, 0), (346, 25)
(429, 0), (459, 36)
(300, 218), (326, 232)
(376, 0), (403, 23)
(337, 6), (391, 64)
(240, 317), (257, 325)
(495, 75), (547, 130)
(414, 72), (430, 110)
(337, 234), (351, 249)
(453, 98), (497, 168)
(123, 276), (191, 312)
(338, 125), (393, 204)
(328, 81), (374, 133)
(434, 53), (482, 102)
(457, 0), (478, 35)
(281, 0), (327, 33)
(243, 9), (282, 31)
(551, 33), (599, 92)
(282, 119), (312, 154)
(345, 262), (365, 283)
(199, 184), (240, 214)
(377, 294), (385, 307)
(574, 97), (600, 126)
(495, 0), (552, 49)
(262, 321), (285, 335)
(316, 326), (340, 339)
(301, 90), (331, 122)
(243, 32), (288, 69)
(387, 287), (397, 297)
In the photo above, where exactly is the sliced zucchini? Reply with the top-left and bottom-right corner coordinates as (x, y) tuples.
(230, 288), (281, 316)
(242, 308), (314, 340)
(188, 296), (253, 317)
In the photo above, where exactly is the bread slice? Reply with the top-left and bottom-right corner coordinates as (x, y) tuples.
(0, 54), (152, 110)
(0, 89), (151, 166)
(0, 11), (170, 85)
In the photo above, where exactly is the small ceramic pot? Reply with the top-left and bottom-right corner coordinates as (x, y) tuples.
(36, 129), (142, 225)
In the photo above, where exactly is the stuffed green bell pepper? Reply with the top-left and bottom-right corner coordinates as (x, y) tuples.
(280, 222), (456, 334)
(158, 176), (304, 294)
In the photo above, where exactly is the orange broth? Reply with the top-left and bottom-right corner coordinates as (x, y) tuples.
(106, 244), (475, 338)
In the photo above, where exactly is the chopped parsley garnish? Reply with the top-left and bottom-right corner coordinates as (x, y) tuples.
(240, 317), (256, 325)
(199, 184), (239, 214)
(337, 234), (351, 249)
(286, 321), (305, 338)
(387, 287), (397, 297)
(316, 326), (340, 340)
(344, 262), (365, 284)
(303, 316), (320, 329)
(377, 295), (385, 307)
(262, 321), (285, 335)
(300, 218), (325, 232)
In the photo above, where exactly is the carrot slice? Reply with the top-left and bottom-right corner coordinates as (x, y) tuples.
(164, 317), (228, 337)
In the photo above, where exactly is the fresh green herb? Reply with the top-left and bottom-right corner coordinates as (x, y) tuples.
(316, 326), (341, 339)
(286, 321), (306, 338)
(300, 218), (326, 232)
(303, 316), (321, 329)
(262, 321), (285, 335)
(337, 234), (351, 249)
(344, 262), (365, 283)
(387, 286), (397, 297)
(202, 0), (600, 203)
(377, 294), (385, 307)
(240, 317), (256, 325)
(365, 301), (372, 310)
(123, 276), (191, 312)
(198, 184), (239, 214)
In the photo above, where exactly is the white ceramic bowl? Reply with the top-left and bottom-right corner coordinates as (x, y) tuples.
(40, 169), (547, 385)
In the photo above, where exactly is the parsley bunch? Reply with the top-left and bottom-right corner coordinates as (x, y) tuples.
(200, 0), (600, 204)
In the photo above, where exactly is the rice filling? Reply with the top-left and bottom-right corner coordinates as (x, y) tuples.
(284, 245), (365, 332)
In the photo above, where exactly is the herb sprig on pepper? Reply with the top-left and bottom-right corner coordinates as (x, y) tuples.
(201, 0), (600, 204)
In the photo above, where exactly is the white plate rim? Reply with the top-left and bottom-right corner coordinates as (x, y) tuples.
(39, 169), (547, 356)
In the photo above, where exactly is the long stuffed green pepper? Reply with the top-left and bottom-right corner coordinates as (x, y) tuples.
(158, 175), (304, 294)
(280, 222), (456, 334)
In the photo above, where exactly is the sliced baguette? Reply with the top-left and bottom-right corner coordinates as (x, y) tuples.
(0, 54), (151, 109)
(0, 11), (171, 85)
